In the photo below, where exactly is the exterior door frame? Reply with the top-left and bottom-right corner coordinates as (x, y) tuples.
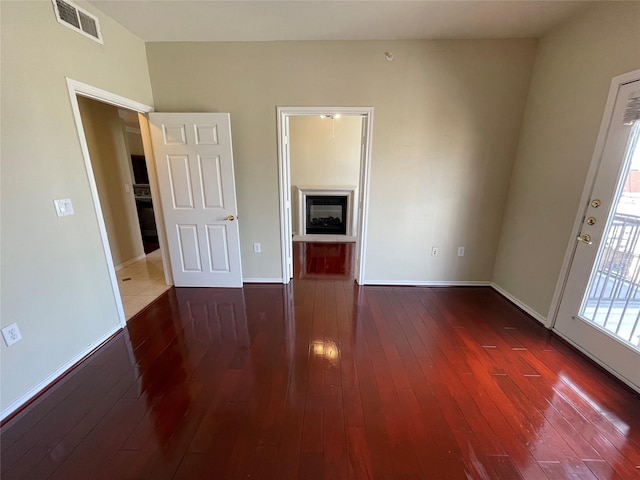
(549, 68), (640, 330)
(547, 69), (640, 392)
(276, 106), (374, 284)
(66, 78), (171, 327)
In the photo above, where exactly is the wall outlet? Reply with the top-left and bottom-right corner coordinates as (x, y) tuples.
(458, 247), (465, 257)
(431, 246), (439, 256)
(253, 243), (262, 253)
(2, 323), (22, 347)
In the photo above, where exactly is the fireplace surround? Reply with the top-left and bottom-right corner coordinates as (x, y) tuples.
(296, 185), (357, 238)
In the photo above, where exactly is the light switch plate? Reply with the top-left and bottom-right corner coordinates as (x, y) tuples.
(54, 198), (74, 217)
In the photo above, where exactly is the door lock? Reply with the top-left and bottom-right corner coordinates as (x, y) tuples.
(586, 217), (597, 226)
(577, 234), (592, 245)
(591, 199), (601, 208)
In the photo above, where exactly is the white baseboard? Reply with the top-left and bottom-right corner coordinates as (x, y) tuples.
(0, 324), (122, 422)
(362, 280), (492, 287)
(243, 278), (284, 284)
(490, 283), (548, 326)
(115, 253), (146, 271)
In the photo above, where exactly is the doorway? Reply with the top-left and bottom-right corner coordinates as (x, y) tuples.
(277, 107), (373, 284)
(552, 71), (640, 392)
(76, 97), (170, 320)
(67, 79), (172, 326)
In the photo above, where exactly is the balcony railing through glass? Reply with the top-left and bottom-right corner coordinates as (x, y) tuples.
(580, 206), (640, 348)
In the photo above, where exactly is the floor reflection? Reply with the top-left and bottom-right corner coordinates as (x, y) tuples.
(126, 295), (192, 447)
(4, 244), (640, 479)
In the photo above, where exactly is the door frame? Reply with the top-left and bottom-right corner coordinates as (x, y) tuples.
(66, 78), (171, 327)
(276, 106), (374, 284)
(548, 69), (640, 332)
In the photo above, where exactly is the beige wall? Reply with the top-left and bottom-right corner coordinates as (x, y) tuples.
(289, 115), (362, 234)
(0, 1), (153, 414)
(146, 39), (537, 281)
(126, 131), (145, 156)
(492, 2), (640, 319)
(79, 97), (144, 267)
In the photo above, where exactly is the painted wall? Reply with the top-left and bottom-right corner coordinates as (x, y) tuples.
(146, 39), (537, 282)
(289, 115), (362, 235)
(492, 2), (640, 319)
(0, 1), (153, 415)
(126, 131), (145, 156)
(78, 97), (144, 268)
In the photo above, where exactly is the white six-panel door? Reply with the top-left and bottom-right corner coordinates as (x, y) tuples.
(148, 113), (242, 287)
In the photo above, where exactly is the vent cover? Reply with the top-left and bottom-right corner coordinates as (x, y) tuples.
(52, 0), (103, 44)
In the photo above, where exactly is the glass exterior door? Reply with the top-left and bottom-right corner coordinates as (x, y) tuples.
(579, 124), (640, 349)
(554, 78), (640, 391)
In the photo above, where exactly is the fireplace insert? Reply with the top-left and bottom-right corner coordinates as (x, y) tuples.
(306, 195), (347, 235)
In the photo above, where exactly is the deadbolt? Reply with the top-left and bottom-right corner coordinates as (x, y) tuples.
(586, 217), (597, 226)
(591, 199), (601, 208)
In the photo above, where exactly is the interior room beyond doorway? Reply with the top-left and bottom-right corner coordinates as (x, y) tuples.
(289, 114), (362, 244)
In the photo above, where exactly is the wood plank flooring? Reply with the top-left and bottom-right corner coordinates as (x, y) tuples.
(2, 242), (640, 479)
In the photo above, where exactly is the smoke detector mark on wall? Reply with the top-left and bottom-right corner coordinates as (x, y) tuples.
(52, 0), (103, 44)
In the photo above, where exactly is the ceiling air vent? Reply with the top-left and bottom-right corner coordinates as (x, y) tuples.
(52, 0), (103, 44)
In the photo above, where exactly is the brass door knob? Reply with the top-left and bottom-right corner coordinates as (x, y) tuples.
(224, 215), (235, 221)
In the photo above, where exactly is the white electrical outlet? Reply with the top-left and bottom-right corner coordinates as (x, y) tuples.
(431, 246), (439, 256)
(2, 323), (22, 347)
(253, 243), (262, 253)
(458, 247), (465, 257)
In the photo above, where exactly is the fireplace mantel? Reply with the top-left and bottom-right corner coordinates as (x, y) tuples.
(295, 185), (357, 241)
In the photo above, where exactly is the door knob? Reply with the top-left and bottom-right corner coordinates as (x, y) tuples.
(577, 234), (592, 245)
(224, 215), (235, 221)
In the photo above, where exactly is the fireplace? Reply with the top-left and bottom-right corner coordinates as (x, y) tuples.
(296, 185), (357, 238)
(306, 195), (347, 235)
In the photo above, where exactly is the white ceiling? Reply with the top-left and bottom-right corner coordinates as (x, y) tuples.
(88, 1), (595, 42)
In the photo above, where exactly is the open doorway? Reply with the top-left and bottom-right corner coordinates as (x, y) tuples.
(67, 79), (172, 326)
(277, 107), (373, 283)
(289, 114), (361, 279)
(76, 97), (170, 321)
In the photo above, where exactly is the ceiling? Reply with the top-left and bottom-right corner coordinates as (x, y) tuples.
(88, 1), (595, 43)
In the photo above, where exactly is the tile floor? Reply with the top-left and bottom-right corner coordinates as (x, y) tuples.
(115, 249), (171, 321)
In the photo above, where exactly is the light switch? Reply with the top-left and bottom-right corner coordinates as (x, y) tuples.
(54, 198), (74, 217)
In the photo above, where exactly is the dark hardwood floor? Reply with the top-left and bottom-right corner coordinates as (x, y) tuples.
(2, 242), (640, 479)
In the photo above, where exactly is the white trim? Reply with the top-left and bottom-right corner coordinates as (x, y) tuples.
(243, 278), (284, 284)
(293, 234), (357, 243)
(551, 328), (640, 395)
(66, 78), (154, 328)
(491, 283), (547, 325)
(547, 68), (640, 329)
(356, 112), (373, 283)
(0, 324), (122, 422)
(277, 106), (374, 285)
(115, 253), (146, 271)
(362, 280), (491, 287)
(296, 185), (357, 236)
